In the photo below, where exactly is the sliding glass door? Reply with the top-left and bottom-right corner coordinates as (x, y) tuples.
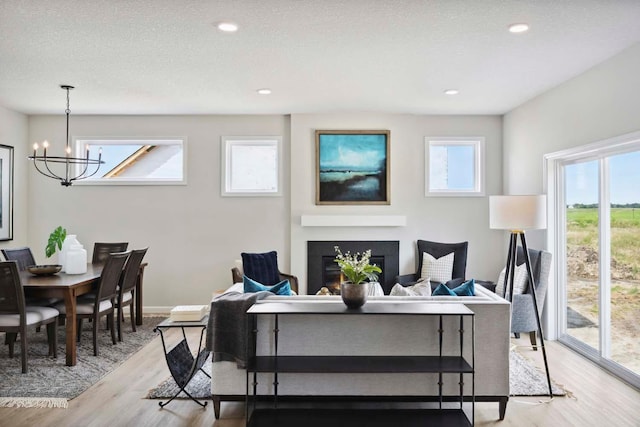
(608, 151), (640, 374)
(558, 147), (640, 385)
(564, 160), (600, 351)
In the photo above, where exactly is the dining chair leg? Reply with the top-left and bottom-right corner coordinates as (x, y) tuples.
(117, 307), (123, 342)
(20, 327), (28, 374)
(92, 315), (99, 357)
(129, 304), (136, 333)
(109, 313), (117, 345)
(7, 332), (17, 357)
(46, 322), (58, 358)
(77, 319), (83, 343)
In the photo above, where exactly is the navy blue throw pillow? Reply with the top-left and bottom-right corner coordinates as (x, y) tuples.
(241, 251), (280, 286)
(243, 275), (292, 296)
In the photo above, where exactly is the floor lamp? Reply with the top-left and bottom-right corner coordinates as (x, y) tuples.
(489, 195), (553, 398)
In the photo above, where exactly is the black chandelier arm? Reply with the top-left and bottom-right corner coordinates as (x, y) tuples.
(71, 152), (103, 182)
(73, 155), (91, 180)
(34, 156), (64, 181)
(30, 157), (64, 181)
(79, 160), (103, 179)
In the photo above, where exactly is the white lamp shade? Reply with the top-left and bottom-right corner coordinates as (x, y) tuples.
(489, 195), (547, 230)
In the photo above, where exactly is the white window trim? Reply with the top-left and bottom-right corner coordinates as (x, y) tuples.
(221, 136), (283, 197)
(424, 136), (485, 197)
(72, 136), (187, 186)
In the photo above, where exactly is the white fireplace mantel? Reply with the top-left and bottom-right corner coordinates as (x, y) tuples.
(300, 215), (407, 227)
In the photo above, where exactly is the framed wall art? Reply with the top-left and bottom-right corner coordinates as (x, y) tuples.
(0, 144), (13, 241)
(315, 130), (390, 205)
(221, 136), (282, 196)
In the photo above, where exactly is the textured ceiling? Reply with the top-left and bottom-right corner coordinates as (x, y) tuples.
(1, 0), (640, 115)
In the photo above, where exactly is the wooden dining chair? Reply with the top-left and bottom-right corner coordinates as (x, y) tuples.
(2, 247), (61, 307)
(115, 247), (148, 341)
(1, 247), (37, 271)
(0, 261), (59, 373)
(56, 251), (130, 356)
(92, 242), (129, 264)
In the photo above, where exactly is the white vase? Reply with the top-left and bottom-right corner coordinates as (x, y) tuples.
(65, 244), (87, 275)
(59, 234), (81, 272)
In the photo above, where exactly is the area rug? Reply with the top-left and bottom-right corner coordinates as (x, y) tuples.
(0, 316), (165, 408)
(509, 350), (566, 396)
(146, 350), (567, 400)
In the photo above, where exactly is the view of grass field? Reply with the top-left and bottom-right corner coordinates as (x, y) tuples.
(566, 207), (640, 374)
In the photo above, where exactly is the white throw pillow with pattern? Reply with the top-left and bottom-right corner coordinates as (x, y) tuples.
(420, 252), (454, 283)
(496, 263), (528, 298)
(390, 279), (432, 296)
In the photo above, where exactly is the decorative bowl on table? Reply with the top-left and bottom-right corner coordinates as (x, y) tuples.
(26, 265), (62, 276)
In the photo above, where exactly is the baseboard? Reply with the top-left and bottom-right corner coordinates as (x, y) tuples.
(143, 306), (173, 316)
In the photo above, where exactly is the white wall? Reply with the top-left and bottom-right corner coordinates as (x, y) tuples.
(290, 113), (505, 293)
(27, 115), (291, 309)
(0, 105), (28, 250)
(504, 43), (640, 195)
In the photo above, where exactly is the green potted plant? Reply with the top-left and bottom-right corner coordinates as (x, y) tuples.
(334, 246), (382, 308)
(46, 226), (67, 258)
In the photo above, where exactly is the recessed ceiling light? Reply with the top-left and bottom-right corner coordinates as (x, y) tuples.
(217, 22), (238, 32)
(257, 88), (272, 95)
(444, 89), (459, 95)
(508, 23), (529, 33)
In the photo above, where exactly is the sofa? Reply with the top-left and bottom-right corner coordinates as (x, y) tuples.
(209, 284), (511, 420)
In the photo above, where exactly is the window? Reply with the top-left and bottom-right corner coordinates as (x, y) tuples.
(72, 137), (186, 185)
(425, 137), (484, 196)
(221, 136), (282, 196)
(545, 130), (640, 388)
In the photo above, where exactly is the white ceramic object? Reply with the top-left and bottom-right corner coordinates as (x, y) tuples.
(59, 234), (80, 272)
(65, 241), (88, 275)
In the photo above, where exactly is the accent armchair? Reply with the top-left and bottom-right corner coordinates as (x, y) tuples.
(510, 247), (552, 350)
(231, 251), (299, 294)
(395, 240), (468, 290)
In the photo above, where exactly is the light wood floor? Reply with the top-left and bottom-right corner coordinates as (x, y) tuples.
(1, 329), (639, 427)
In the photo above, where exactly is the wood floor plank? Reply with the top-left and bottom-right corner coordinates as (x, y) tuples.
(1, 329), (638, 426)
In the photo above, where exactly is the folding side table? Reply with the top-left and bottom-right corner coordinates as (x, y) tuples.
(154, 315), (211, 408)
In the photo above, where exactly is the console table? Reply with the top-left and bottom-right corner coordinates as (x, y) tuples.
(245, 301), (475, 426)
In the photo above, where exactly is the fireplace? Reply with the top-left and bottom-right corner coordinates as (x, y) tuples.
(307, 241), (399, 295)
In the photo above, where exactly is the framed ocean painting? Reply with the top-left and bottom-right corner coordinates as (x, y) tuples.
(315, 130), (390, 205)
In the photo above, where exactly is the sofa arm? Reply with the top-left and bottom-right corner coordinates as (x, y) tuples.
(395, 273), (419, 286)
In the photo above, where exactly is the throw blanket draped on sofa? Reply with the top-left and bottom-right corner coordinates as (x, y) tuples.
(206, 291), (271, 368)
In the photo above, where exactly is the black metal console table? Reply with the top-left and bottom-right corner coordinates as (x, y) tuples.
(245, 301), (475, 427)
(154, 315), (211, 408)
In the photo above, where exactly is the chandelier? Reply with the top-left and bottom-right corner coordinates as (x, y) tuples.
(28, 85), (104, 186)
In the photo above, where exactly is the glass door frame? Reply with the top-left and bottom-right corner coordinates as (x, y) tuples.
(544, 130), (640, 389)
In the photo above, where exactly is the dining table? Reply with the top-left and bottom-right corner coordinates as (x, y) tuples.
(20, 262), (148, 366)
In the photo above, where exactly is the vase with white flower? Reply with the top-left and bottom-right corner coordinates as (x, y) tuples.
(334, 246), (382, 308)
